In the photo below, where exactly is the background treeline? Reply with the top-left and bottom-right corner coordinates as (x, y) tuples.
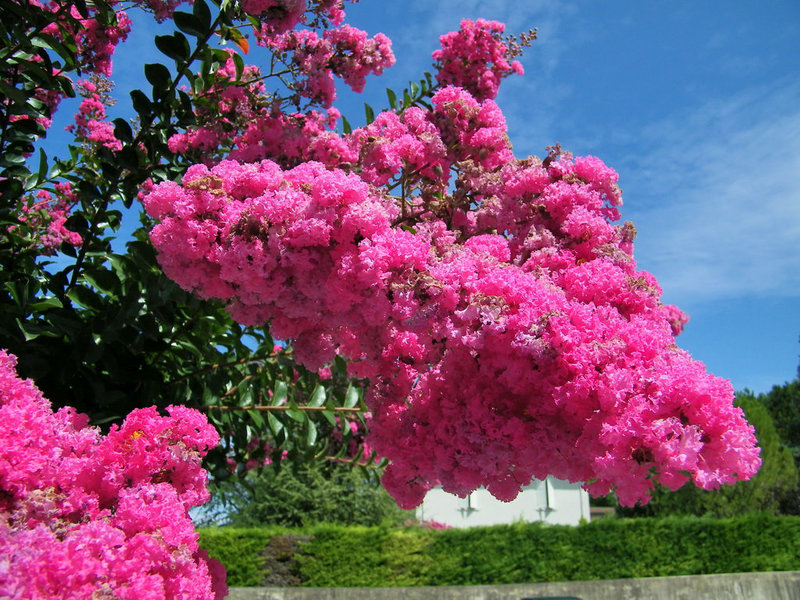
(198, 513), (800, 587)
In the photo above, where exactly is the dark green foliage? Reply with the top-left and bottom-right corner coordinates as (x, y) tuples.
(198, 514), (800, 587)
(200, 461), (411, 528)
(760, 379), (800, 464)
(758, 378), (800, 513)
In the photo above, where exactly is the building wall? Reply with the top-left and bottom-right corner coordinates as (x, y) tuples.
(416, 477), (590, 528)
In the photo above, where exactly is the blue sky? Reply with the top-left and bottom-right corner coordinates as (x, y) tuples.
(42, 1), (800, 394)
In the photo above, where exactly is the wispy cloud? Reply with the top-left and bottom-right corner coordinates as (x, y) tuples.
(617, 78), (800, 307)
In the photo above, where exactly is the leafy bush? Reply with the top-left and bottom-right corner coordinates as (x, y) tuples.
(198, 528), (282, 587)
(202, 462), (411, 528)
(198, 514), (800, 587)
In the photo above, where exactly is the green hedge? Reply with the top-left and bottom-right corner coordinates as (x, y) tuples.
(198, 514), (800, 587)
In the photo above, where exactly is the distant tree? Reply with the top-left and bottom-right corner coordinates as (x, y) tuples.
(617, 392), (798, 518)
(199, 461), (412, 528)
(759, 379), (800, 465)
(757, 378), (800, 513)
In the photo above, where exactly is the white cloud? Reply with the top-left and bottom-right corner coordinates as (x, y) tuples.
(618, 78), (800, 306)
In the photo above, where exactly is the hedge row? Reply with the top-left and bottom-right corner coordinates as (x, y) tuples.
(198, 513), (800, 588)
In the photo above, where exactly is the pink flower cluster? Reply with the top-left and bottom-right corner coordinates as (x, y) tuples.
(144, 140), (761, 509)
(12, 183), (82, 251)
(66, 80), (122, 151)
(5, 2), (131, 138)
(0, 350), (227, 600)
(339, 85), (512, 200)
(4, 56), (65, 130)
(223, 83), (512, 189)
(40, 2), (132, 78)
(139, 15), (760, 511)
(409, 519), (451, 530)
(266, 24), (395, 106)
(168, 52), (268, 161)
(249, 0), (348, 38)
(5, 1), (128, 136)
(168, 49), (352, 166)
(134, 0), (190, 23)
(229, 107), (352, 167)
(163, 7), (392, 166)
(432, 18), (524, 101)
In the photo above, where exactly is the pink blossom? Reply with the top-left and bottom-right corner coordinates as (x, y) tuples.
(10, 186), (82, 252)
(264, 24), (394, 107)
(145, 148), (761, 509)
(142, 17), (760, 512)
(433, 18), (524, 101)
(0, 350), (226, 599)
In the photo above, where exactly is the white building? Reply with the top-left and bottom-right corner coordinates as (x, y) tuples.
(417, 477), (590, 528)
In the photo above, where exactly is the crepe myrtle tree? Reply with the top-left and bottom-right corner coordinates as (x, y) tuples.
(1, 0), (761, 597)
(141, 14), (760, 508)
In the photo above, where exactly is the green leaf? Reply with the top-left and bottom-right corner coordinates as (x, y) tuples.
(29, 296), (62, 311)
(386, 88), (397, 109)
(321, 408), (336, 426)
(286, 407), (305, 423)
(193, 0), (212, 30)
(0, 80), (28, 106)
(364, 102), (375, 125)
(70, 0), (89, 18)
(306, 419), (318, 447)
(231, 51), (244, 80)
(173, 10), (207, 37)
(83, 267), (121, 298)
(344, 384), (361, 409)
(249, 409), (265, 428)
(238, 385), (255, 407)
(155, 33), (190, 63)
(145, 63), (172, 91)
(92, 0), (117, 27)
(341, 115), (352, 135)
(130, 90), (153, 118)
(112, 118), (133, 144)
(309, 384), (326, 407)
(272, 380), (288, 405)
(66, 286), (103, 311)
(23, 148), (47, 191)
(350, 443), (365, 465)
(267, 411), (284, 437)
(16, 319), (56, 341)
(36, 147), (47, 183)
(0, 152), (25, 168)
(105, 210), (123, 231)
(409, 81), (420, 98)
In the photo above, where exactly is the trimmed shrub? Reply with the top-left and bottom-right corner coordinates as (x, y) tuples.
(198, 514), (800, 587)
